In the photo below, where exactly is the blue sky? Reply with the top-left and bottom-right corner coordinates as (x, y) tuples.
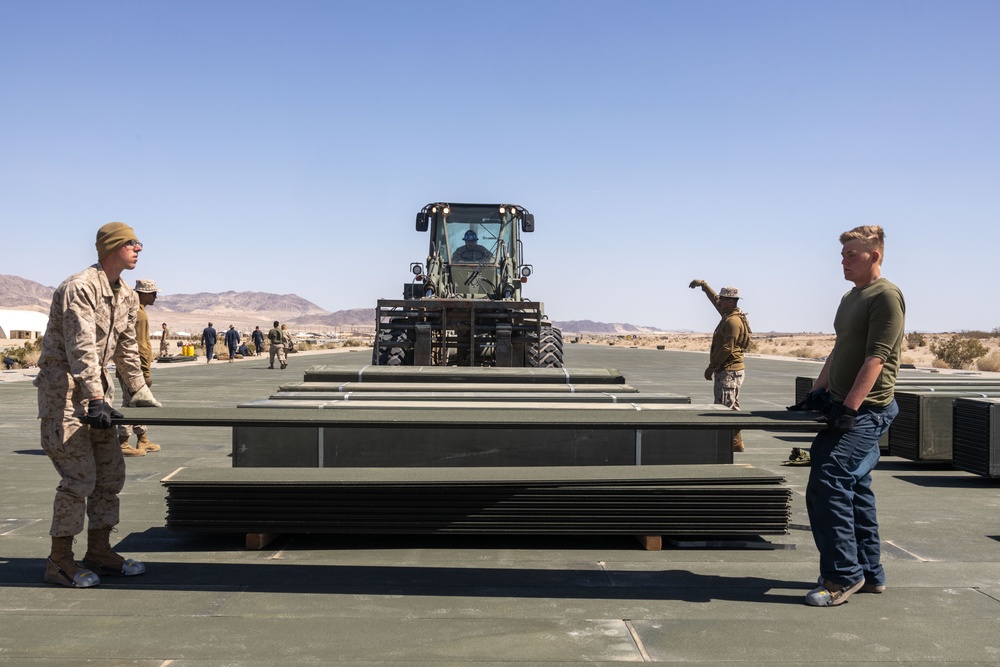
(2, 1), (997, 333)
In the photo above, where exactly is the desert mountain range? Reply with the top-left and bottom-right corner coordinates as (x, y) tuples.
(0, 274), (664, 335)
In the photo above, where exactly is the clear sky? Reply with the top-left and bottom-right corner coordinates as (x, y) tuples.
(2, 1), (998, 333)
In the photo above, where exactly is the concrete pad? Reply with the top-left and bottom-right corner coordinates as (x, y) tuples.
(2, 346), (1000, 664)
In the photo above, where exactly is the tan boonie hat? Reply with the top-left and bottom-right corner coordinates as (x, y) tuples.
(719, 287), (740, 299)
(134, 279), (159, 293)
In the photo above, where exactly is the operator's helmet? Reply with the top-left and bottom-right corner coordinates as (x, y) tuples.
(463, 230), (478, 242)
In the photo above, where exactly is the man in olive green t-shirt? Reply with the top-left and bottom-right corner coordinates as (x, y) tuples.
(796, 225), (905, 608)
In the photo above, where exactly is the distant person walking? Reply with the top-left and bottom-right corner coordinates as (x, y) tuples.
(116, 279), (162, 457)
(281, 323), (294, 355)
(689, 280), (752, 452)
(159, 322), (169, 358)
(201, 322), (217, 364)
(224, 325), (240, 362)
(791, 225), (904, 607)
(251, 326), (265, 356)
(267, 321), (287, 369)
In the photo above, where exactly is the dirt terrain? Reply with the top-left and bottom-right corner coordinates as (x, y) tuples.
(572, 332), (1000, 371)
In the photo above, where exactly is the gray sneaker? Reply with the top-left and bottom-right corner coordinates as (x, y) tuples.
(817, 575), (884, 594)
(805, 578), (864, 606)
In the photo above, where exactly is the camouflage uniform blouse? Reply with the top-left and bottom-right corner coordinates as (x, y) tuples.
(36, 264), (144, 419)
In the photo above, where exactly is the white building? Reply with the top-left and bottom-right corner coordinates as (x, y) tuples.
(0, 310), (49, 341)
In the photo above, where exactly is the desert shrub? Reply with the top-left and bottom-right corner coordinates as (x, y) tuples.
(746, 339), (759, 353)
(788, 347), (824, 359)
(930, 335), (989, 369)
(960, 329), (994, 340)
(976, 350), (1000, 373)
(3, 339), (43, 367)
(906, 332), (926, 348)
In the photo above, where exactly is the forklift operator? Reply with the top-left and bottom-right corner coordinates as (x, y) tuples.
(451, 229), (493, 263)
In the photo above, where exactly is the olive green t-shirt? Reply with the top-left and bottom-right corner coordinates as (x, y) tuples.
(828, 278), (905, 408)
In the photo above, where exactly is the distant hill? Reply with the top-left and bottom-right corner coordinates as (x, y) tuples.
(0, 273), (659, 333)
(0, 274), (53, 313)
(0, 274), (371, 330)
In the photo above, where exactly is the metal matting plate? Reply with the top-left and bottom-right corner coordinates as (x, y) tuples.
(279, 382), (640, 394)
(304, 365), (627, 385)
(162, 464), (784, 486)
(260, 391), (687, 404)
(120, 406), (823, 431)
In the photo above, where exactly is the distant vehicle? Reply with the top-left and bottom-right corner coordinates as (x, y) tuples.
(373, 202), (562, 367)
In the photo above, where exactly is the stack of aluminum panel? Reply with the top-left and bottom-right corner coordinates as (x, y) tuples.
(245, 391), (689, 406)
(163, 465), (792, 537)
(124, 404), (822, 468)
(890, 389), (1000, 461)
(952, 397), (1000, 477)
(229, 365), (723, 467)
(304, 365), (628, 385)
(795, 375), (1000, 462)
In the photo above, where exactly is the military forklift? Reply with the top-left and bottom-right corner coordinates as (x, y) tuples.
(372, 202), (563, 367)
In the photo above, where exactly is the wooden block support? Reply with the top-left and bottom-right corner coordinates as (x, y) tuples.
(636, 535), (662, 551)
(245, 532), (281, 550)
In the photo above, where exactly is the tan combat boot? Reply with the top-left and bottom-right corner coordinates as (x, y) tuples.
(82, 527), (146, 577)
(119, 434), (144, 457)
(733, 431), (745, 452)
(44, 535), (100, 588)
(136, 434), (161, 452)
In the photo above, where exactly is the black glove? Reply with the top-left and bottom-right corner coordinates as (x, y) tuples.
(817, 402), (858, 435)
(83, 399), (124, 430)
(787, 387), (829, 411)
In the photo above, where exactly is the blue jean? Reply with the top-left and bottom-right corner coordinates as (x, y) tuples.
(806, 400), (898, 587)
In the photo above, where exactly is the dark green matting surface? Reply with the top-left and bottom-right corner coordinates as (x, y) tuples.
(118, 406), (825, 430)
(278, 381), (640, 393)
(259, 391), (682, 403)
(304, 365), (627, 384)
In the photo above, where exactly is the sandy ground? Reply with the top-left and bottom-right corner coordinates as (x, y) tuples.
(571, 331), (1000, 372)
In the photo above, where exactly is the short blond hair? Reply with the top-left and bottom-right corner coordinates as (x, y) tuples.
(840, 225), (885, 264)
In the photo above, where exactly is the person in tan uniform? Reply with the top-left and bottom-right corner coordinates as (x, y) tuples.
(35, 222), (162, 588)
(116, 279), (162, 456)
(267, 320), (286, 369)
(689, 280), (752, 451)
(159, 322), (169, 358)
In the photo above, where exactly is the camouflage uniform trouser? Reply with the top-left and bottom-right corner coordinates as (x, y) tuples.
(40, 417), (125, 537)
(159, 340), (169, 357)
(713, 369), (745, 410)
(116, 380), (146, 440)
(714, 369), (745, 446)
(269, 343), (286, 367)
